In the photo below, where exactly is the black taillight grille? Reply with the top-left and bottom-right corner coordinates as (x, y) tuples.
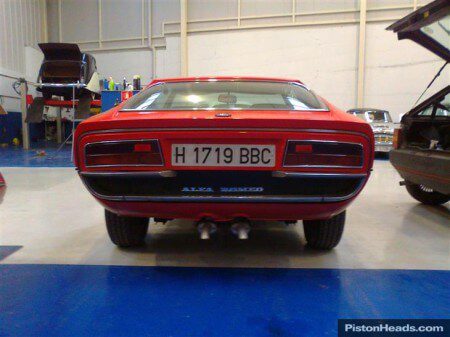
(283, 140), (363, 168)
(85, 140), (163, 167)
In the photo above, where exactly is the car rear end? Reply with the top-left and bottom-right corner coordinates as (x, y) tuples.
(390, 87), (450, 201)
(387, 0), (449, 204)
(74, 79), (374, 222)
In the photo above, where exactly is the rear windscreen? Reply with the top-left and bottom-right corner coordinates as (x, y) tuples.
(420, 14), (449, 56)
(367, 111), (392, 122)
(121, 81), (328, 111)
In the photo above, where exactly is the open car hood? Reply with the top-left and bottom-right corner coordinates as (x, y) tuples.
(38, 43), (82, 61)
(386, 0), (449, 61)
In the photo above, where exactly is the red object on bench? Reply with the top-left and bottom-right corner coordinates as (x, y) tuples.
(26, 94), (101, 108)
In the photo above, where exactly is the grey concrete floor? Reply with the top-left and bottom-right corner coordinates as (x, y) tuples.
(0, 160), (448, 269)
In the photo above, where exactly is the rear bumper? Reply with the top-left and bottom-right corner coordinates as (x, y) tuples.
(390, 148), (450, 195)
(98, 199), (353, 221)
(79, 170), (369, 220)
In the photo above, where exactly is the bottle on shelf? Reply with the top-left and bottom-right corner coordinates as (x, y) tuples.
(133, 75), (141, 90)
(108, 77), (115, 91)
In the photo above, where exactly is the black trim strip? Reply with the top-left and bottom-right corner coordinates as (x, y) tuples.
(271, 171), (367, 178)
(79, 171), (367, 204)
(81, 170), (177, 178)
(79, 128), (371, 141)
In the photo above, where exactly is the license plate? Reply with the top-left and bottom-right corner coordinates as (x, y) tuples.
(171, 144), (275, 167)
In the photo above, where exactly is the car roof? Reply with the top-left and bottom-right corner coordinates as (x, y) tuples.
(149, 76), (303, 85)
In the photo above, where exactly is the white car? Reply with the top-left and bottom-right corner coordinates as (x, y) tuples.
(347, 109), (395, 153)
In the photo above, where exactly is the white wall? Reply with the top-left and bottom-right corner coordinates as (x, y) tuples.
(365, 22), (449, 120)
(90, 50), (153, 85)
(43, 0), (445, 122)
(0, 0), (45, 74)
(188, 25), (359, 110)
(0, 0), (45, 111)
(155, 36), (181, 79)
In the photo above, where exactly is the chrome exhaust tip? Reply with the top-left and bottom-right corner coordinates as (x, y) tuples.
(197, 220), (217, 240)
(231, 219), (251, 240)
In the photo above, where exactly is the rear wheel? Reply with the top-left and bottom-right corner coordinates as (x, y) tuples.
(405, 182), (449, 205)
(303, 211), (345, 250)
(105, 210), (149, 247)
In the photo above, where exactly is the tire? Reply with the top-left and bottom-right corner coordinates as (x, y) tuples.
(405, 183), (449, 205)
(105, 210), (149, 247)
(303, 211), (346, 250)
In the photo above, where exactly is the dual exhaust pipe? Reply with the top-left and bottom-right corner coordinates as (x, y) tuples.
(197, 218), (251, 240)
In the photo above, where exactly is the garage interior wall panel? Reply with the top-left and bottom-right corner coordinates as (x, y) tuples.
(0, 0), (44, 74)
(102, 0), (147, 41)
(155, 36), (181, 79)
(188, 0), (237, 21)
(296, 0), (359, 12)
(241, 0), (293, 17)
(60, 0), (99, 43)
(46, 0), (59, 42)
(188, 25), (359, 110)
(0, 0), (44, 111)
(367, 0), (416, 9)
(152, 0), (180, 37)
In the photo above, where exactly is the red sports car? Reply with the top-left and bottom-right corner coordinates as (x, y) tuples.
(74, 77), (374, 249)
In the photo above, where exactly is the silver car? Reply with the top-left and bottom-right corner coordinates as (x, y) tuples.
(347, 109), (395, 153)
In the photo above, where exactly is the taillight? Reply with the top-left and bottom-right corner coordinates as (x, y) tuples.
(393, 129), (402, 149)
(283, 140), (363, 168)
(85, 140), (163, 167)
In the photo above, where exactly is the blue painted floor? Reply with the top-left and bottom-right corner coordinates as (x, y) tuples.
(0, 142), (73, 167)
(0, 265), (448, 337)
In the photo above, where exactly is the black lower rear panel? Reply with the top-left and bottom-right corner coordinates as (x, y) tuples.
(80, 171), (366, 203)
